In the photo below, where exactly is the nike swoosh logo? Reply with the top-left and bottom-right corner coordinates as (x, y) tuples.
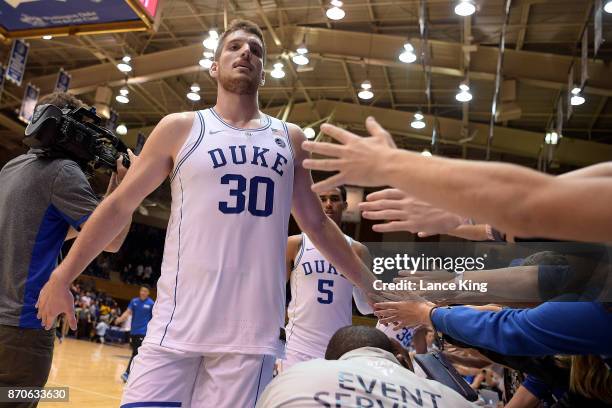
(209, 129), (224, 135)
(306, 248), (315, 251)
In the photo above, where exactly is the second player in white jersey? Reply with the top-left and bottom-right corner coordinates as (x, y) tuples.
(376, 320), (415, 352)
(284, 187), (374, 370)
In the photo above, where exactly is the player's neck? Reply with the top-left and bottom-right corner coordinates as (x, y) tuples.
(214, 88), (261, 127)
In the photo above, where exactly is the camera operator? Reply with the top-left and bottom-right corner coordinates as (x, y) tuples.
(0, 92), (133, 406)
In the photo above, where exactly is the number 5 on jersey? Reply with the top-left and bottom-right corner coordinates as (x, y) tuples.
(317, 279), (334, 304)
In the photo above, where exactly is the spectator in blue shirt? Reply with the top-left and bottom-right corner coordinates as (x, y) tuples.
(115, 285), (154, 382)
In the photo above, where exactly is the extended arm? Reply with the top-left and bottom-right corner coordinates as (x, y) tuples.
(36, 112), (195, 329)
(288, 123), (376, 297)
(352, 242), (375, 314)
(285, 235), (301, 282)
(114, 307), (132, 325)
(376, 301), (612, 356)
(302, 118), (612, 242)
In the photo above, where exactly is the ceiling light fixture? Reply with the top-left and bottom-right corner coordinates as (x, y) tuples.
(292, 44), (310, 66)
(455, 0), (476, 16)
(187, 90), (201, 101)
(545, 131), (560, 145)
(570, 87), (585, 106)
(271, 62), (286, 79)
(326, 0), (346, 20)
(604, 0), (612, 13)
(455, 83), (473, 102)
(399, 42), (417, 63)
(203, 29), (219, 50)
(117, 55), (132, 73)
(303, 127), (316, 139)
(116, 124), (128, 136)
(199, 51), (214, 69)
(115, 86), (130, 104)
(410, 112), (426, 129)
(358, 80), (374, 100)
(42, 35), (53, 40)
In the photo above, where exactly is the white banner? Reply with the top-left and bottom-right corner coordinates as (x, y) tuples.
(18, 83), (39, 123)
(54, 68), (71, 93)
(6, 39), (29, 86)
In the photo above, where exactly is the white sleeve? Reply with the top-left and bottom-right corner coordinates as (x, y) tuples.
(352, 287), (374, 315)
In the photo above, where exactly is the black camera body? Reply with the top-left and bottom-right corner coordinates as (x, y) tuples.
(24, 104), (130, 171)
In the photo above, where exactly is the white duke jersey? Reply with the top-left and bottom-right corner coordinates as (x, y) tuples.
(285, 233), (368, 358)
(376, 321), (415, 352)
(145, 108), (294, 356)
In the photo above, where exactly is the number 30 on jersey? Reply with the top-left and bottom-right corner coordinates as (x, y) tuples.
(219, 174), (275, 217)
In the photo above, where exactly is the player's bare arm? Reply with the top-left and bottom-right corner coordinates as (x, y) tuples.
(36, 112), (195, 330)
(287, 123), (377, 297)
(351, 241), (377, 314)
(285, 235), (302, 281)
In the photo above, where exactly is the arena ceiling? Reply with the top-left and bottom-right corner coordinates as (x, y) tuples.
(1, 0), (611, 223)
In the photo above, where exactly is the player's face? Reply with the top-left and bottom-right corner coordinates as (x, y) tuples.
(319, 189), (347, 226)
(139, 287), (149, 300)
(210, 30), (265, 95)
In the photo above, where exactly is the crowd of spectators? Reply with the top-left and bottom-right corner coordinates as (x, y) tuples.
(67, 223), (165, 286)
(57, 280), (130, 344)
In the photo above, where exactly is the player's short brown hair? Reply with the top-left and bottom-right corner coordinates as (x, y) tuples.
(214, 19), (266, 62)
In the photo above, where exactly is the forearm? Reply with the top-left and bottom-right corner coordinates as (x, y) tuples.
(446, 224), (490, 241)
(381, 151), (612, 241)
(105, 215), (132, 253)
(304, 218), (375, 292)
(430, 304), (607, 356)
(381, 150), (547, 236)
(53, 196), (133, 284)
(505, 385), (542, 408)
(558, 161), (612, 178)
(462, 266), (540, 301)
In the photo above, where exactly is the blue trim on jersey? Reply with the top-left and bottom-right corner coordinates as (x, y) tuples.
(253, 355), (265, 407)
(286, 234), (304, 346)
(291, 233), (305, 272)
(19, 204), (71, 328)
(210, 107), (271, 132)
(120, 402), (182, 408)
(169, 111), (205, 183)
(281, 121), (295, 161)
(161, 174), (184, 345)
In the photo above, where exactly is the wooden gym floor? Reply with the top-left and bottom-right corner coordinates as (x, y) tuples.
(39, 338), (130, 407)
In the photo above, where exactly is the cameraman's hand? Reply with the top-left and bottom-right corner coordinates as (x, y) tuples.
(107, 149), (136, 193)
(116, 149), (136, 183)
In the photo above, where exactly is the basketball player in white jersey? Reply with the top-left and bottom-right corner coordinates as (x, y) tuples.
(36, 20), (380, 407)
(284, 186), (374, 371)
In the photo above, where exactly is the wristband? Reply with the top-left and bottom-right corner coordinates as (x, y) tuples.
(428, 305), (439, 327)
